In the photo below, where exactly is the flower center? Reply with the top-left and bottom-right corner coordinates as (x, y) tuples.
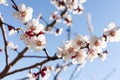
(68, 47), (74, 53)
(77, 40), (82, 45)
(109, 30), (116, 36)
(30, 26), (36, 31)
(21, 11), (26, 17)
(36, 41), (42, 46)
(89, 50), (95, 55)
(94, 40), (100, 46)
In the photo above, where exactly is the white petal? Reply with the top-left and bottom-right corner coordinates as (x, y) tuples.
(18, 4), (26, 12)
(26, 7), (33, 14)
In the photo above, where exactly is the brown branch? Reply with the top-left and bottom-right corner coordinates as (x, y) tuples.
(0, 16), (9, 66)
(3, 56), (59, 78)
(10, 47), (28, 67)
(0, 47), (28, 79)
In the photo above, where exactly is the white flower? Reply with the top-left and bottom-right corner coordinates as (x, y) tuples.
(8, 29), (17, 36)
(89, 36), (107, 53)
(0, 0), (8, 6)
(51, 0), (86, 15)
(21, 33), (47, 52)
(72, 50), (87, 64)
(65, 0), (78, 10)
(73, 4), (84, 15)
(26, 19), (44, 34)
(32, 35), (47, 52)
(103, 22), (120, 42)
(20, 18), (47, 52)
(63, 14), (72, 26)
(8, 41), (18, 50)
(56, 41), (76, 60)
(53, 0), (66, 10)
(72, 34), (88, 50)
(56, 47), (74, 60)
(13, 3), (33, 23)
(49, 11), (61, 22)
(87, 49), (98, 62)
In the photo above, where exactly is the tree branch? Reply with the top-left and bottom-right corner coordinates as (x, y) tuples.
(3, 56), (59, 78)
(10, 47), (28, 67)
(0, 16), (9, 66)
(0, 47), (28, 79)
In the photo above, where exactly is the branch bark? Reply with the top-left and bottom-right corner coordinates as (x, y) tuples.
(3, 56), (59, 78)
(0, 47), (28, 79)
(0, 16), (9, 66)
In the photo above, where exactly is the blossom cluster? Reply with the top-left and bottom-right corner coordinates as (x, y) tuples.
(12, 3), (47, 52)
(1, 0), (120, 80)
(49, 0), (86, 26)
(20, 18), (47, 52)
(56, 23), (120, 65)
(51, 0), (86, 15)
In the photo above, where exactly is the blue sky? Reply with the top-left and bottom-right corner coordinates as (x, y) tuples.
(1, 0), (120, 80)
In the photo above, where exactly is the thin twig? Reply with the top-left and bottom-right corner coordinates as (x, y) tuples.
(102, 68), (116, 80)
(67, 26), (71, 40)
(54, 62), (72, 80)
(43, 48), (49, 58)
(70, 65), (79, 80)
(54, 69), (62, 80)
(0, 16), (9, 66)
(11, 0), (19, 11)
(24, 55), (47, 58)
(41, 17), (48, 25)
(16, 77), (28, 80)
